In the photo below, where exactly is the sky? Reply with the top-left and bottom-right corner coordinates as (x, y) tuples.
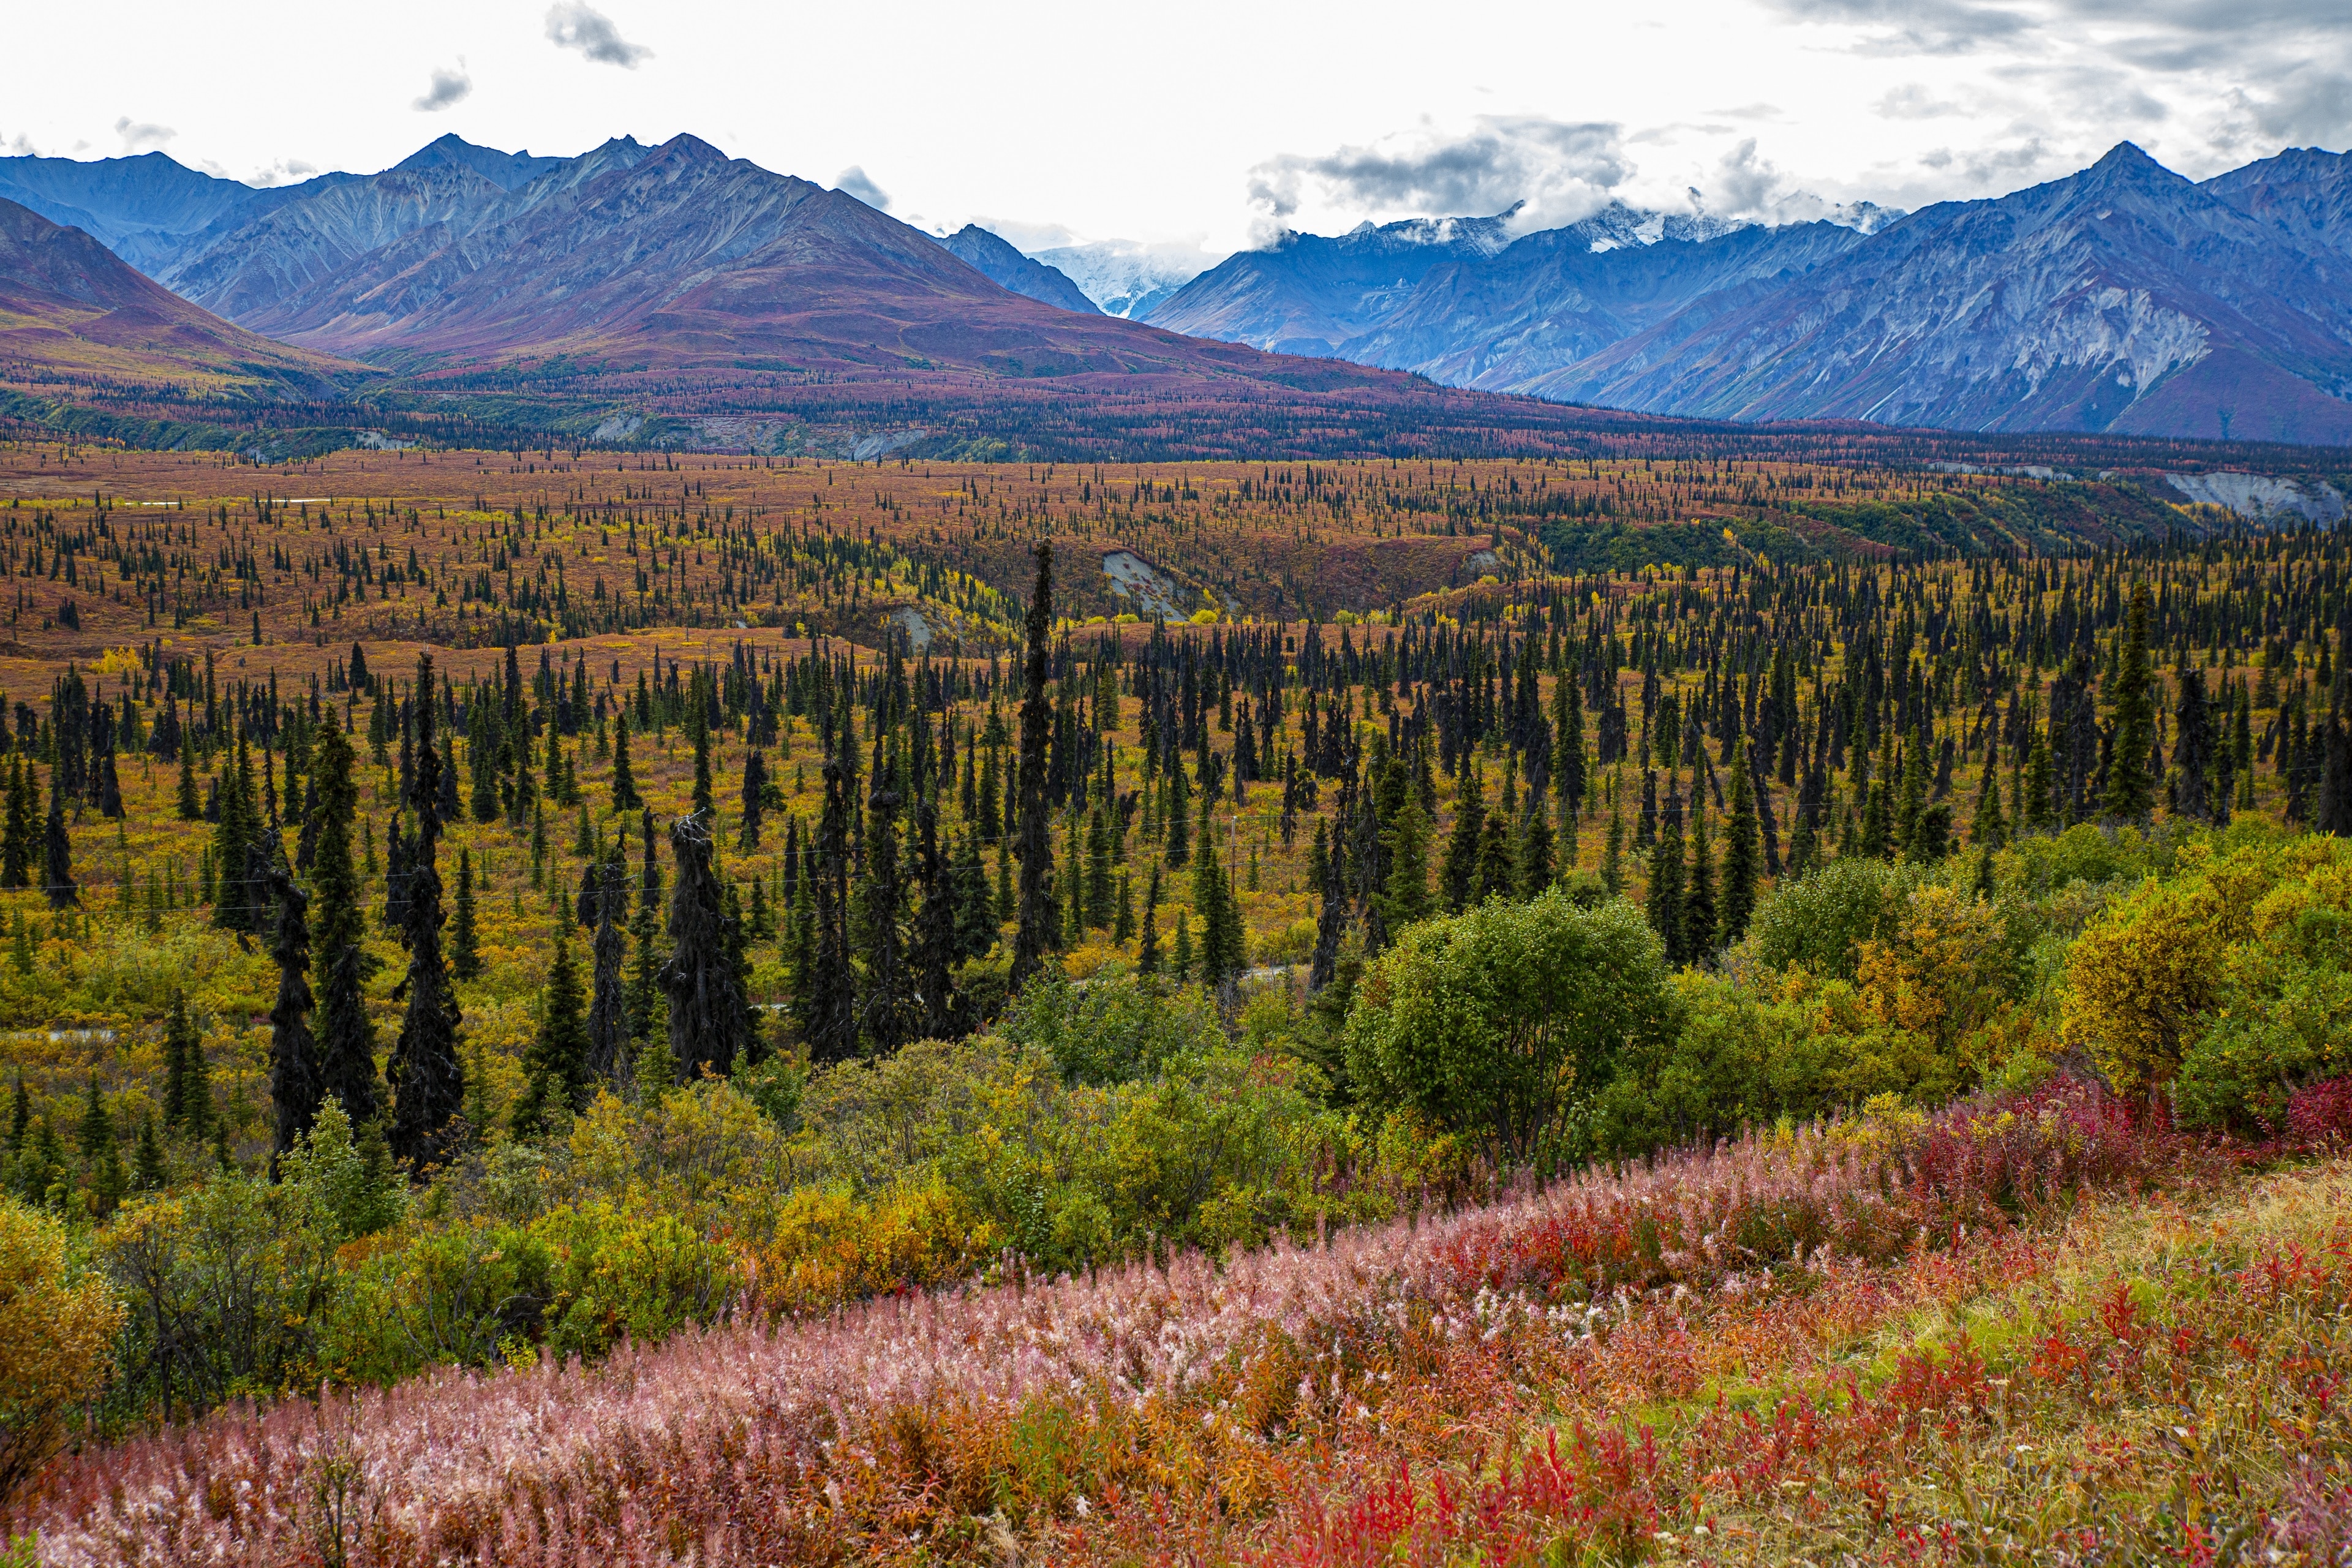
(7, 0), (2349, 259)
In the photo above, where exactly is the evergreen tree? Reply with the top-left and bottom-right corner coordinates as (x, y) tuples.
(689, 709), (715, 817)
(311, 719), (379, 1126)
(1719, 746), (1759, 948)
(1646, 777), (1686, 964)
(1972, 738), (2008, 849)
(513, 929), (590, 1136)
(1472, 801), (1516, 905)
(854, 750), (919, 1054)
(2171, 664), (2214, 821)
(388, 654), (464, 1169)
(1193, 835), (1245, 987)
(41, 772), (73, 910)
(1684, 797), (1717, 960)
(2022, 728), (2056, 832)
(1163, 760), (1191, 866)
(914, 794), (957, 1039)
(1860, 729), (1895, 859)
(1602, 794), (1626, 897)
(1894, 728), (1928, 854)
(132, 1111), (167, 1191)
(160, 989), (210, 1136)
(1377, 754), (1433, 935)
(739, 747), (767, 850)
(660, 812), (748, 1079)
(176, 746), (202, 821)
(0, 758), (30, 891)
(1441, 762), (1485, 912)
(587, 856), (630, 1087)
(610, 713), (640, 812)
(211, 736), (255, 929)
(451, 848), (481, 980)
(1011, 544), (1058, 986)
(952, 830), (995, 962)
(1137, 864), (1163, 975)
(2104, 582), (2157, 822)
(264, 858), (323, 1167)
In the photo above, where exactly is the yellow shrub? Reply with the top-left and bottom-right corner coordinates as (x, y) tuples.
(0, 1197), (124, 1501)
(753, 1178), (997, 1314)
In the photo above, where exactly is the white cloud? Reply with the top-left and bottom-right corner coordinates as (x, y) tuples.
(545, 2), (652, 69)
(1250, 116), (1631, 236)
(112, 116), (175, 154)
(834, 165), (890, 210)
(414, 64), (472, 113)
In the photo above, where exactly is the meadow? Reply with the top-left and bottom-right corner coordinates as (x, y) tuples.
(1, 435), (2351, 1561)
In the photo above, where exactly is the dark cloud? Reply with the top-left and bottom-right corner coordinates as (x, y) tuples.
(112, 117), (175, 153)
(545, 2), (652, 69)
(1248, 116), (1629, 233)
(835, 167), (891, 211)
(413, 66), (472, 113)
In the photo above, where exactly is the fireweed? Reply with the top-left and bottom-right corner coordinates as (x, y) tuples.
(12, 1082), (2237, 1564)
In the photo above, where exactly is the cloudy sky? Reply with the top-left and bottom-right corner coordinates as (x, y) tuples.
(9, 0), (2348, 256)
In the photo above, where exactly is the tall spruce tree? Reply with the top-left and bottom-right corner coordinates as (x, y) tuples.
(513, 929), (590, 1136)
(451, 848), (481, 980)
(311, 718), (380, 1126)
(41, 774), (73, 910)
(660, 812), (747, 1079)
(610, 713), (641, 812)
(2103, 582), (2157, 823)
(587, 856), (629, 1086)
(1441, 761), (1485, 912)
(388, 655), (464, 1169)
(1719, 745), (1759, 949)
(263, 858), (323, 1168)
(1011, 544), (1058, 986)
(1646, 775), (1687, 964)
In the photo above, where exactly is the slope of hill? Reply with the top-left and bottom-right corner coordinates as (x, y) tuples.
(0, 197), (360, 396)
(935, 225), (1098, 312)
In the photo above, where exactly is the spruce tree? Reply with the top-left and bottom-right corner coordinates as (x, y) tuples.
(2103, 582), (2157, 823)
(587, 856), (630, 1087)
(388, 655), (464, 1169)
(854, 750), (919, 1054)
(1719, 746), (1759, 949)
(311, 719), (380, 1126)
(176, 747), (202, 821)
(1011, 544), (1057, 986)
(132, 1112), (167, 1191)
(451, 848), (481, 980)
(1684, 798), (1717, 960)
(1472, 801), (1515, 905)
(1972, 739), (2008, 849)
(264, 858), (323, 1167)
(211, 736), (255, 929)
(513, 929), (590, 1136)
(915, 794), (957, 1038)
(1646, 777), (1686, 964)
(1137, 864), (1162, 975)
(1442, 761), (1485, 913)
(689, 709), (715, 818)
(627, 810), (667, 1046)
(41, 774), (74, 910)
(660, 812), (747, 1079)
(739, 748), (767, 850)
(611, 712), (641, 812)
(2171, 664), (2213, 821)
(1377, 754), (1433, 935)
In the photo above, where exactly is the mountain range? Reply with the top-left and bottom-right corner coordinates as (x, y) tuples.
(3, 133), (2351, 447)
(1136, 146), (2352, 444)
(0, 133), (1411, 407)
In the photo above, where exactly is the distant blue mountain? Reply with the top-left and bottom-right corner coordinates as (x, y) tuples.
(1148, 146), (2352, 444)
(934, 225), (1098, 314)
